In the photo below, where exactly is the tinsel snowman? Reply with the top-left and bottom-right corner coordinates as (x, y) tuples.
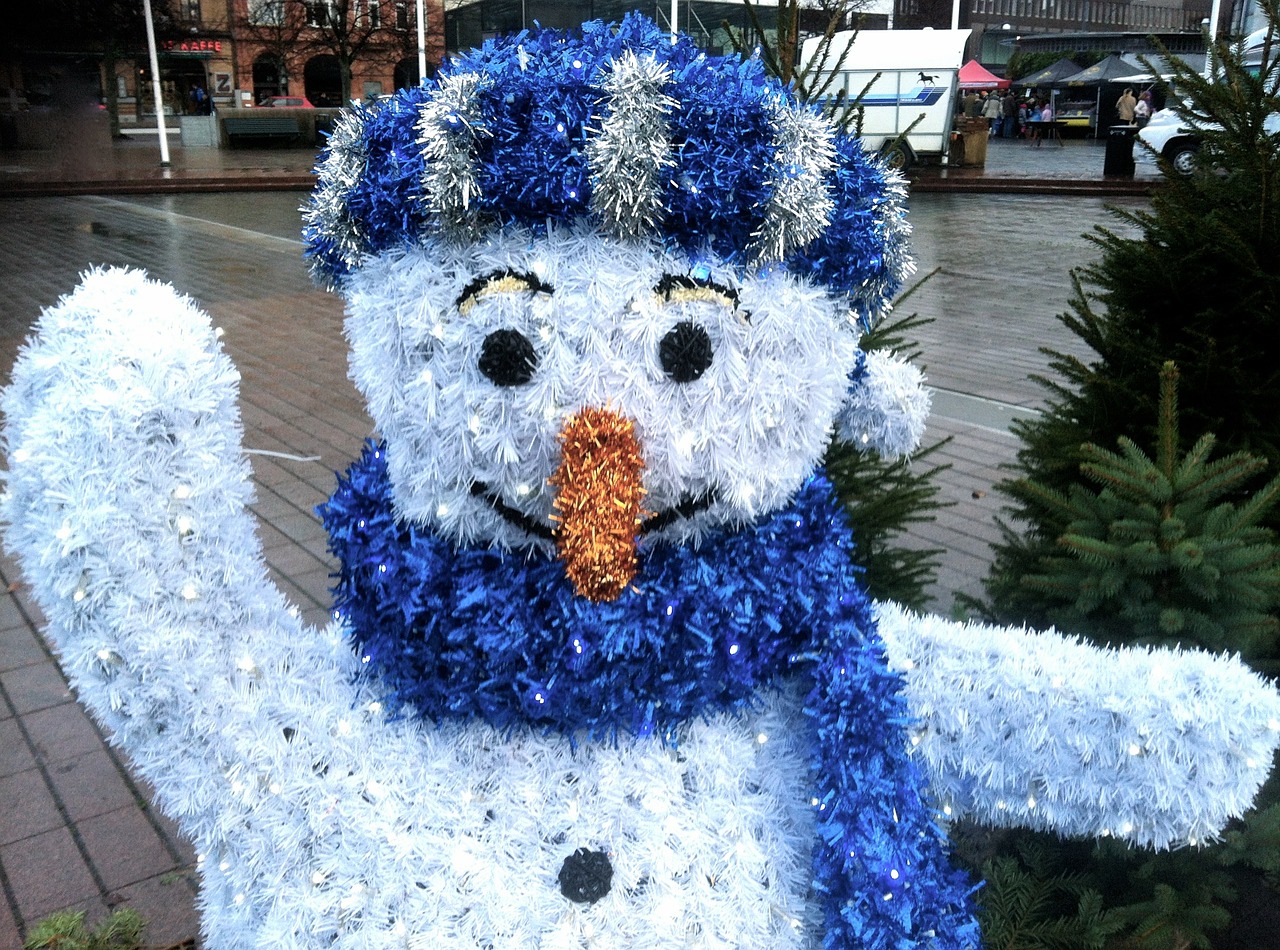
(4, 16), (1279, 950)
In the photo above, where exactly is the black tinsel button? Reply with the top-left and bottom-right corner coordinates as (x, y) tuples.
(478, 328), (538, 387)
(558, 847), (614, 904)
(659, 321), (713, 383)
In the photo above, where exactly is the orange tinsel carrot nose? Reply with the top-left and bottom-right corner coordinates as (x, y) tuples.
(550, 406), (650, 602)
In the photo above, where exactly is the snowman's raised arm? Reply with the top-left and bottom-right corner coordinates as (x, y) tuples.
(874, 601), (1280, 850)
(832, 348), (930, 462)
(0, 268), (436, 946)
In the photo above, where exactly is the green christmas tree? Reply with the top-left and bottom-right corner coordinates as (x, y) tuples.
(983, 3), (1280, 661)
(1015, 362), (1280, 667)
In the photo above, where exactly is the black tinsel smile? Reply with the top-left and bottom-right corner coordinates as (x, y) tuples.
(470, 482), (718, 540)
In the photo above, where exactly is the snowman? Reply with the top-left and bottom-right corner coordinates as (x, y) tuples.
(4, 16), (1278, 950)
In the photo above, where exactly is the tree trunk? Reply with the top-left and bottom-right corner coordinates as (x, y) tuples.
(341, 59), (354, 106)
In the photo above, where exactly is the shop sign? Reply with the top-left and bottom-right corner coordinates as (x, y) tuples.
(162, 38), (223, 53)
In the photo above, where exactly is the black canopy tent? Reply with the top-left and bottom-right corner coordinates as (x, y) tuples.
(1060, 54), (1147, 130)
(1011, 57), (1082, 90)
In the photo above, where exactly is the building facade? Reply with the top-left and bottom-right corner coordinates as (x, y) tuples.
(1, 0), (446, 131)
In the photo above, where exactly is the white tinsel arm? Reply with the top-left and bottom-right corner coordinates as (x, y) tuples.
(875, 601), (1280, 851)
(832, 349), (929, 461)
(0, 268), (417, 946)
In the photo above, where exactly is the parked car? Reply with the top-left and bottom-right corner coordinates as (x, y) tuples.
(1134, 27), (1273, 175)
(261, 95), (314, 108)
(1133, 108), (1202, 175)
(1135, 103), (1280, 175)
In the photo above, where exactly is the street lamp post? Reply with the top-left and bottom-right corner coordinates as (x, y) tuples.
(416, 0), (427, 84)
(1203, 0), (1223, 79)
(142, 0), (170, 166)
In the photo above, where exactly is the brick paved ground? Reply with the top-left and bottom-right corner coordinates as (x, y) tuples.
(0, 141), (1140, 947)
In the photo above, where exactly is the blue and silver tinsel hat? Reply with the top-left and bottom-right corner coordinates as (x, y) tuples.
(303, 14), (911, 315)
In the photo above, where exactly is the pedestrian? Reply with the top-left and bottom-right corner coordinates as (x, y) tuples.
(982, 89), (1002, 137)
(1002, 89), (1018, 138)
(1116, 87), (1137, 124)
(189, 84), (211, 116)
(963, 90), (981, 118)
(1134, 90), (1152, 128)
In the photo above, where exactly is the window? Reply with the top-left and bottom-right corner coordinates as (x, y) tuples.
(249, 0), (285, 25)
(186, 0), (202, 21)
(358, 0), (382, 28)
(307, 1), (338, 27)
(395, 1), (410, 30)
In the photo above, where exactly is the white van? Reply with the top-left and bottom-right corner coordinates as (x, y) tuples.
(800, 28), (971, 171)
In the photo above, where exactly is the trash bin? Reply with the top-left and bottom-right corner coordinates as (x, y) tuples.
(954, 117), (988, 167)
(1104, 124), (1138, 177)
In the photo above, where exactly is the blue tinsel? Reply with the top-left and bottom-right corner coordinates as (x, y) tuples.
(320, 442), (979, 947)
(302, 14), (902, 310)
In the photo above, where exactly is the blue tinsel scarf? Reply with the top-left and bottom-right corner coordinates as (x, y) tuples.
(320, 442), (979, 948)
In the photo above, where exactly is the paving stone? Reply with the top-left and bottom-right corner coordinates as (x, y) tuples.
(0, 591), (30, 633)
(0, 661), (72, 715)
(263, 539), (331, 577)
(47, 750), (138, 824)
(109, 870), (200, 949)
(0, 824), (99, 923)
(0, 768), (64, 846)
(22, 703), (107, 766)
(0, 717), (36, 778)
(0, 624), (51, 674)
(77, 807), (180, 892)
(0, 890), (21, 949)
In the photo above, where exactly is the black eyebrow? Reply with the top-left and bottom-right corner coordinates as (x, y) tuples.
(652, 272), (740, 308)
(454, 269), (555, 310)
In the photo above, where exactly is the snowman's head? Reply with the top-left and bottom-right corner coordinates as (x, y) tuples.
(304, 15), (917, 600)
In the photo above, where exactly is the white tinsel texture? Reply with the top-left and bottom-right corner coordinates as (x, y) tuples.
(877, 601), (1280, 850)
(833, 348), (930, 460)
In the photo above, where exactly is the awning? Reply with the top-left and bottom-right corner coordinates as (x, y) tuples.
(958, 59), (1009, 90)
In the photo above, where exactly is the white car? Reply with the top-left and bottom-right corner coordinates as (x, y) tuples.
(1133, 107), (1202, 175)
(1133, 27), (1274, 175)
(1134, 106), (1280, 175)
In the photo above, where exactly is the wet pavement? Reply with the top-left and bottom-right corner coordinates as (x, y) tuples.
(0, 144), (1148, 947)
(0, 125), (1165, 198)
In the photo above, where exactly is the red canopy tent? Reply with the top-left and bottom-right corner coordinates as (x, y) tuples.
(958, 60), (1009, 91)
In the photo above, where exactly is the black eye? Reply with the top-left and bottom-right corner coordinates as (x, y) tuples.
(659, 321), (713, 383)
(479, 329), (538, 387)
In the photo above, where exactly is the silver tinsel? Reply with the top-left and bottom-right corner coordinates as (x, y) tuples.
(417, 71), (492, 242)
(855, 170), (915, 331)
(304, 108), (370, 285)
(749, 96), (836, 264)
(586, 51), (678, 241)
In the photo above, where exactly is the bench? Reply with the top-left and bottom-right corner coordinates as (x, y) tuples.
(223, 115), (302, 147)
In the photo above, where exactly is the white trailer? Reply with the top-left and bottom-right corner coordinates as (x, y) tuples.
(801, 28), (972, 171)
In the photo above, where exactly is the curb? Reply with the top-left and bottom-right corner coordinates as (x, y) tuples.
(0, 176), (317, 198)
(907, 175), (1160, 197)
